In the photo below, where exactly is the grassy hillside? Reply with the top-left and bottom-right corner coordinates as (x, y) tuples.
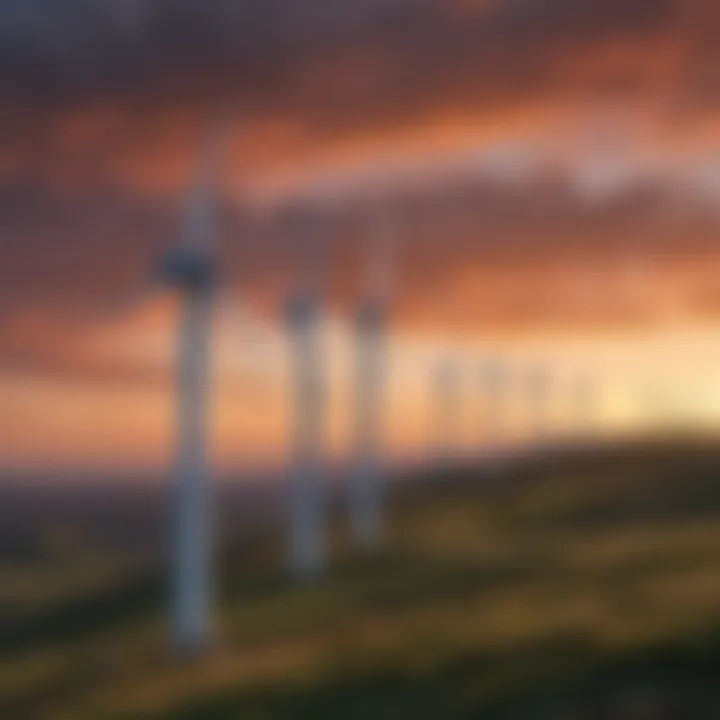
(2, 440), (720, 718)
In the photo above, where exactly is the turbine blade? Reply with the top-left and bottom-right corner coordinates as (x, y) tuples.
(364, 206), (399, 306)
(181, 118), (232, 254)
(217, 291), (278, 382)
(277, 202), (328, 299)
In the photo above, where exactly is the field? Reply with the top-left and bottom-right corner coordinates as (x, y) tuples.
(2, 439), (720, 718)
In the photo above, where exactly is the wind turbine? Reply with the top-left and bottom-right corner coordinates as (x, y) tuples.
(282, 206), (328, 581)
(151, 122), (228, 653)
(479, 356), (506, 452)
(432, 357), (464, 463)
(349, 208), (396, 550)
(527, 360), (553, 447)
(570, 371), (597, 443)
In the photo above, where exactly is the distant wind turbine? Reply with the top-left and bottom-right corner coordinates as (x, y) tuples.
(349, 208), (396, 550)
(571, 372), (597, 441)
(527, 361), (553, 445)
(151, 121), (229, 653)
(283, 207), (328, 581)
(432, 358), (464, 462)
(479, 356), (506, 451)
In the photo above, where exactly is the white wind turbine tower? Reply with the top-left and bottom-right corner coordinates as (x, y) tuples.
(432, 358), (464, 463)
(283, 206), (328, 581)
(571, 372), (597, 443)
(349, 208), (396, 549)
(479, 356), (506, 452)
(151, 122), (228, 653)
(527, 361), (553, 447)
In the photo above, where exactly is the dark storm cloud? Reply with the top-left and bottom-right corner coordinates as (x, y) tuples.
(0, 0), (691, 126)
(1, 0), (705, 202)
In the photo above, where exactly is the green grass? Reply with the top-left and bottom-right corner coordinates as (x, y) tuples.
(2, 439), (720, 718)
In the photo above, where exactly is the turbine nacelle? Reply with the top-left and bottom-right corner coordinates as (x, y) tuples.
(285, 293), (320, 329)
(155, 248), (217, 293)
(355, 299), (386, 332)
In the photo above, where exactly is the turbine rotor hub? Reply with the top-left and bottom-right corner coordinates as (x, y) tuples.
(156, 248), (217, 292)
(356, 301), (385, 330)
(285, 294), (319, 328)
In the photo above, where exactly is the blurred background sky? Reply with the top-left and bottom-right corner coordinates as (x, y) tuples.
(1, 0), (719, 472)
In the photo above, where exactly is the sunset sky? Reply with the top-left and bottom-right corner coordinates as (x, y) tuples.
(1, 0), (719, 471)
